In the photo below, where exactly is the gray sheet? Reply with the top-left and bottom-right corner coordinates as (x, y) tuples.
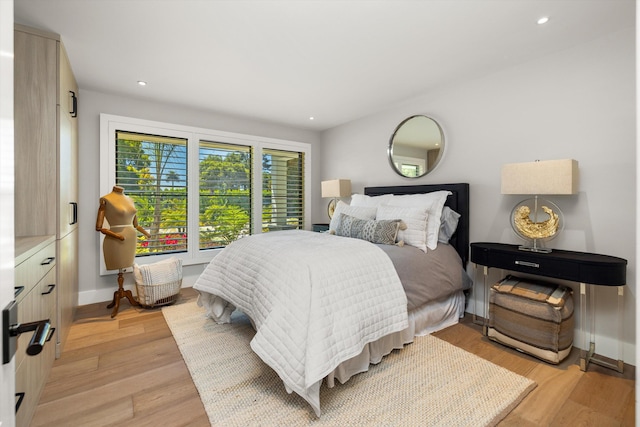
(376, 243), (472, 311)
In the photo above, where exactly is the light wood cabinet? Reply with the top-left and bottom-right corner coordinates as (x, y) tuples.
(14, 24), (79, 426)
(56, 39), (79, 359)
(13, 29), (57, 237)
(14, 237), (57, 427)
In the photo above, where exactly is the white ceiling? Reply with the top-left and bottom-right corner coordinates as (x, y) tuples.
(14, 0), (635, 131)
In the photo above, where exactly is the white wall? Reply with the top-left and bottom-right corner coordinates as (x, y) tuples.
(317, 28), (636, 363)
(77, 90), (321, 304)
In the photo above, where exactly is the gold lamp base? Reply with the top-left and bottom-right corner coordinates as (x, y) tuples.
(511, 196), (563, 253)
(518, 240), (553, 253)
(327, 198), (337, 219)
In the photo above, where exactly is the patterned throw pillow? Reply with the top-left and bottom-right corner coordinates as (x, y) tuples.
(335, 214), (401, 245)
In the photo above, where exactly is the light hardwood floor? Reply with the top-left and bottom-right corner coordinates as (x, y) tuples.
(32, 288), (635, 426)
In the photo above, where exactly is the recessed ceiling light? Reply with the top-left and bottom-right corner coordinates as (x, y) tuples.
(137, 80), (147, 86)
(537, 16), (550, 25)
(309, 116), (315, 121)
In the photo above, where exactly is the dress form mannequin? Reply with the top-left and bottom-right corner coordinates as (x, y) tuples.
(96, 185), (151, 317)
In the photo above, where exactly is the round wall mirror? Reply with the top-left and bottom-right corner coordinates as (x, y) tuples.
(388, 115), (444, 178)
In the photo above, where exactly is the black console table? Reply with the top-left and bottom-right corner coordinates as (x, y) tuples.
(470, 242), (627, 373)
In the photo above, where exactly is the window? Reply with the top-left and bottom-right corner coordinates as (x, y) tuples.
(261, 148), (305, 232)
(198, 140), (252, 249)
(116, 131), (188, 255)
(101, 114), (310, 273)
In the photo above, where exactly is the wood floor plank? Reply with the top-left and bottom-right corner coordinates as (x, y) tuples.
(568, 369), (635, 420)
(550, 399), (621, 427)
(494, 415), (540, 427)
(132, 376), (201, 416)
(31, 396), (133, 427)
(38, 360), (189, 414)
(117, 309), (164, 327)
(65, 318), (121, 339)
(97, 336), (180, 370)
(504, 363), (583, 425)
(621, 391), (636, 426)
(117, 396), (210, 427)
(62, 322), (146, 352)
(52, 324), (172, 365)
(45, 355), (99, 384)
(38, 354), (185, 404)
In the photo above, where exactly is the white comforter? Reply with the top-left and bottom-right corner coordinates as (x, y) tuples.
(193, 230), (408, 416)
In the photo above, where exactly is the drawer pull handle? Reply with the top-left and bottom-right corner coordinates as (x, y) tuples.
(14, 286), (24, 298)
(70, 202), (78, 225)
(40, 257), (55, 266)
(15, 392), (25, 413)
(41, 284), (56, 295)
(70, 90), (78, 118)
(515, 260), (540, 268)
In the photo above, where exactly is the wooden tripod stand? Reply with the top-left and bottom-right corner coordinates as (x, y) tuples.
(106, 269), (140, 318)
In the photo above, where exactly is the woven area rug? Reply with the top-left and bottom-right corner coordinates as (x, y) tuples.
(163, 301), (536, 426)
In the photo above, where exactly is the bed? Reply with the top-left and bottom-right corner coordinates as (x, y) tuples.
(193, 183), (470, 416)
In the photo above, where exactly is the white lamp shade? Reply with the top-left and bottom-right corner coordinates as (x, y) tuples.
(321, 179), (351, 198)
(501, 159), (578, 195)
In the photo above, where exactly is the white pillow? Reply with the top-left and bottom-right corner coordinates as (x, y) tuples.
(350, 193), (394, 207)
(387, 191), (451, 250)
(329, 200), (377, 233)
(377, 205), (429, 252)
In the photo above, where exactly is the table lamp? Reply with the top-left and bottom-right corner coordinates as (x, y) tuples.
(321, 179), (351, 219)
(501, 159), (578, 253)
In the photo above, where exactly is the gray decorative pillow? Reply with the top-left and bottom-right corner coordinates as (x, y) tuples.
(438, 206), (461, 244)
(335, 214), (401, 245)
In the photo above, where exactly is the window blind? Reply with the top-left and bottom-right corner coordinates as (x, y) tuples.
(262, 148), (304, 232)
(115, 130), (188, 256)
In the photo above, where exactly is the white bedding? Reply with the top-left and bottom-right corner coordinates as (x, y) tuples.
(193, 230), (409, 416)
(326, 290), (466, 386)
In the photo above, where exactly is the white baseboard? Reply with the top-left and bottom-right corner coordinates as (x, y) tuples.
(78, 274), (198, 306)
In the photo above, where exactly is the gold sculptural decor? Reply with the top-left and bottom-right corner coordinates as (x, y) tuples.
(513, 204), (560, 239)
(502, 159), (578, 253)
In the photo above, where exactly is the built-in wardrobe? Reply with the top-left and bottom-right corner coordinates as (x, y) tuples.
(13, 24), (79, 427)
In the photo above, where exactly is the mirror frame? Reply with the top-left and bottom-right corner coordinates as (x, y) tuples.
(388, 115), (445, 178)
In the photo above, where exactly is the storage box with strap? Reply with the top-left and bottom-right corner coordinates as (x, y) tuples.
(488, 275), (574, 364)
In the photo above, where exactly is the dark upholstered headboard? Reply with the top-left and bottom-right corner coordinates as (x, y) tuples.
(364, 183), (470, 265)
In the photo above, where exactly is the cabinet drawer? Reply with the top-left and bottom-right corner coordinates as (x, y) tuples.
(15, 352), (37, 427)
(15, 268), (56, 374)
(15, 328), (55, 427)
(15, 241), (56, 303)
(484, 250), (579, 280)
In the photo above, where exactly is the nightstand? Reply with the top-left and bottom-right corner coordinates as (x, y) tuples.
(312, 223), (329, 232)
(470, 242), (627, 373)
